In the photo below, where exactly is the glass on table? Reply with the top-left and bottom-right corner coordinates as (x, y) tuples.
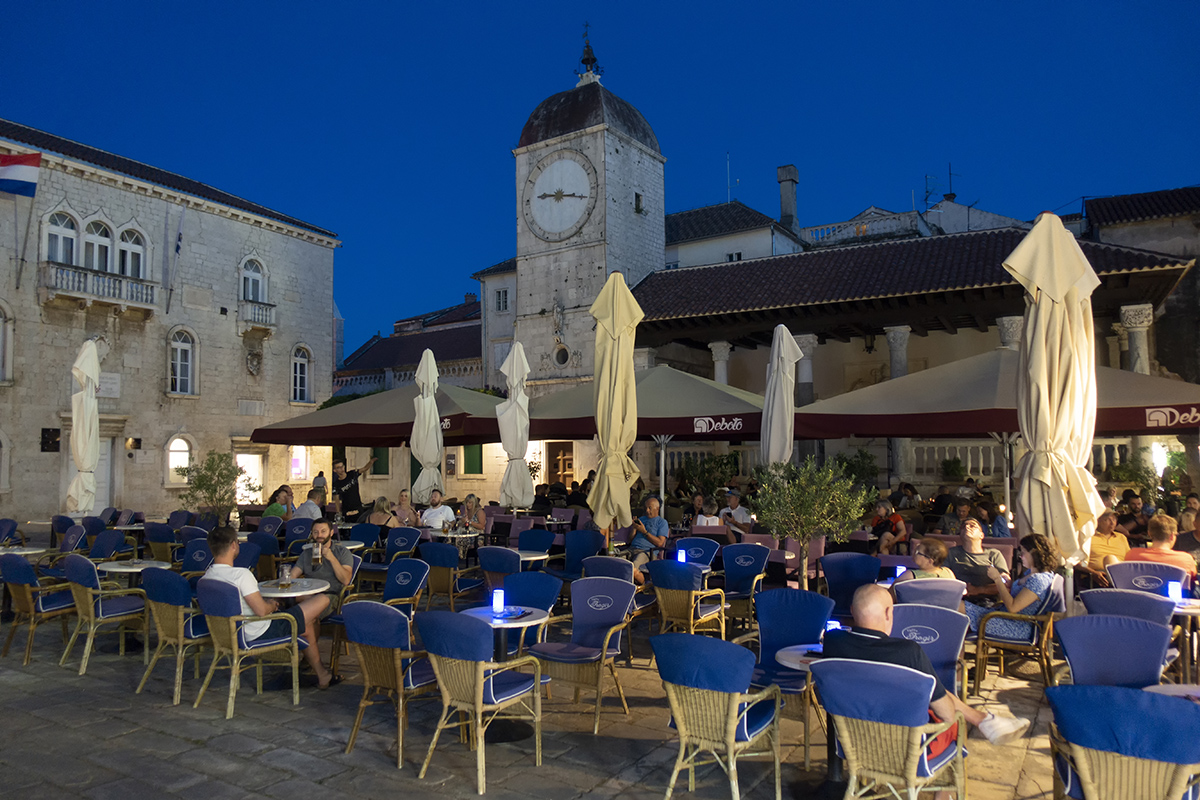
(278, 564), (293, 588)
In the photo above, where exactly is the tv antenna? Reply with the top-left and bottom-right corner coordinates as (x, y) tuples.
(726, 153), (739, 203)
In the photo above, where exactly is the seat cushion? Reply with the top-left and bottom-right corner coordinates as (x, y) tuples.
(96, 595), (144, 619)
(541, 568), (582, 583)
(528, 642), (616, 664)
(736, 700), (776, 742)
(750, 665), (808, 694)
(38, 567), (66, 581)
(357, 563), (388, 573)
(696, 603), (723, 619)
(183, 613), (209, 639)
(239, 628), (308, 651)
(483, 670), (536, 704)
(632, 593), (657, 611)
(404, 658), (437, 690)
(454, 577), (483, 593)
(917, 733), (965, 778)
(34, 589), (74, 613)
(1053, 752), (1083, 800)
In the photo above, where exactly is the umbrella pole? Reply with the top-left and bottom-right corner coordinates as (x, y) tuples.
(653, 435), (673, 501)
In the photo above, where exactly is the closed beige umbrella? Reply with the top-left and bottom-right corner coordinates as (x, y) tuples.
(586, 272), (644, 534)
(66, 337), (102, 514)
(497, 342), (534, 508)
(1003, 212), (1106, 564)
(761, 324), (802, 465)
(410, 349), (444, 505)
(67, 335), (103, 513)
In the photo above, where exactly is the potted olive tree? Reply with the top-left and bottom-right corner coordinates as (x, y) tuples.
(175, 450), (261, 527)
(752, 458), (874, 590)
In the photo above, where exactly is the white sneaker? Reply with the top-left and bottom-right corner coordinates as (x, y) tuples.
(978, 712), (1030, 745)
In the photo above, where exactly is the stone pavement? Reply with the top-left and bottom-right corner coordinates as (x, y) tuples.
(0, 580), (1055, 799)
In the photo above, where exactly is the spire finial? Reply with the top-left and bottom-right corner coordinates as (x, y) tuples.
(575, 22), (603, 86)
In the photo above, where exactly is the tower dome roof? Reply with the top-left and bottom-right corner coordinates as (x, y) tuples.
(518, 81), (660, 154)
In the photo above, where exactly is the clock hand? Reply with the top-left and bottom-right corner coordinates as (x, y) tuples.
(537, 192), (588, 201)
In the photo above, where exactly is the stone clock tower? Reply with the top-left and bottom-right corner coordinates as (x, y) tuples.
(513, 41), (665, 392)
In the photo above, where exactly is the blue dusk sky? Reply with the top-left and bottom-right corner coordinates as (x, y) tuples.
(6, 1), (1198, 353)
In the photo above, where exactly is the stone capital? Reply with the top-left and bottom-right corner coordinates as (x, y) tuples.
(794, 333), (819, 357)
(996, 316), (1023, 350)
(1110, 322), (1128, 348)
(883, 325), (911, 350)
(707, 340), (733, 363)
(1119, 303), (1154, 332)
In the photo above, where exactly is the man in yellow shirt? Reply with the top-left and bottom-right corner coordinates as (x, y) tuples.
(1079, 510), (1129, 588)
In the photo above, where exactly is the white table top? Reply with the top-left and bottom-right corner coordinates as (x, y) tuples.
(1175, 599), (1200, 617)
(775, 643), (824, 674)
(461, 606), (549, 630)
(1143, 684), (1200, 700)
(259, 578), (329, 598)
(114, 524), (144, 531)
(2, 546), (47, 557)
(98, 559), (171, 573)
(341, 540), (365, 551)
(516, 549), (551, 562)
(433, 530), (481, 539)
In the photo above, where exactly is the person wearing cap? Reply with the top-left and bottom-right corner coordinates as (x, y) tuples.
(719, 488), (754, 544)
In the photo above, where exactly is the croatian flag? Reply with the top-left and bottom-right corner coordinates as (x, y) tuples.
(0, 153), (42, 197)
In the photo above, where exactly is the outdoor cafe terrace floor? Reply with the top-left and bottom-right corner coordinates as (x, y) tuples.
(0, 571), (1054, 799)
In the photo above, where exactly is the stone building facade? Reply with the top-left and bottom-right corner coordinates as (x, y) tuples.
(0, 119), (338, 520)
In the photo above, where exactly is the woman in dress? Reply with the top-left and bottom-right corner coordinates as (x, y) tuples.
(897, 483), (922, 510)
(964, 533), (1059, 640)
(393, 489), (420, 527)
(363, 496), (399, 531)
(457, 493), (487, 532)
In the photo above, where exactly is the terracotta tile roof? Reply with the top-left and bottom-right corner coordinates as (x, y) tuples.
(665, 201), (785, 245)
(471, 257), (516, 280)
(0, 117), (336, 238)
(633, 227), (1188, 321)
(393, 300), (481, 330)
(341, 324), (481, 371)
(1086, 187), (1200, 227)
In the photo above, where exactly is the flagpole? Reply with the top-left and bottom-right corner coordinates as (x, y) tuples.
(11, 198), (18, 287)
(17, 193), (36, 290)
(165, 204), (185, 314)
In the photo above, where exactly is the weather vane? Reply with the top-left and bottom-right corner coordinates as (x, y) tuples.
(575, 21), (603, 78)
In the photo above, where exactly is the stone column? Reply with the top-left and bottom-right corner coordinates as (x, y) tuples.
(1112, 322), (1130, 370)
(795, 333), (820, 462)
(885, 326), (912, 481)
(708, 341), (733, 454)
(997, 316), (1022, 350)
(1120, 304), (1155, 458)
(708, 341), (732, 384)
(1119, 304), (1153, 376)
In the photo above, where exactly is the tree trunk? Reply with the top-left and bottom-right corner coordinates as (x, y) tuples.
(797, 540), (808, 591)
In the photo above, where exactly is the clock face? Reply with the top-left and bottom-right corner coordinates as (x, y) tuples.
(523, 150), (598, 242)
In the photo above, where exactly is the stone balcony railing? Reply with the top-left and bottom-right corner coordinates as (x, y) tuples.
(238, 299), (276, 335)
(38, 261), (157, 314)
(798, 211), (928, 248)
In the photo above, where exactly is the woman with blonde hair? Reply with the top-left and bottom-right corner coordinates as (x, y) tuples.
(364, 496), (399, 530)
(393, 489), (420, 527)
(457, 493), (486, 532)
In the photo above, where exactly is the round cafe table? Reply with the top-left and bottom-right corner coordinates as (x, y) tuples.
(258, 578), (330, 599)
(459, 605), (550, 743)
(1174, 599), (1200, 683)
(434, 530), (481, 561)
(776, 643), (843, 783)
(2, 546), (48, 558)
(515, 549), (551, 565)
(1143, 684), (1200, 700)
(98, 559), (172, 588)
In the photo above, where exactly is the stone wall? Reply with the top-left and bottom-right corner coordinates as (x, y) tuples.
(0, 152), (337, 519)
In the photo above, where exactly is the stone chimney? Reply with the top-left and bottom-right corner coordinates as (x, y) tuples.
(464, 292), (478, 304)
(943, 193), (957, 203)
(777, 165), (799, 233)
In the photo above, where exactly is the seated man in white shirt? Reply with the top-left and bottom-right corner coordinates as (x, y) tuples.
(421, 489), (458, 530)
(719, 489), (754, 545)
(292, 489), (324, 521)
(203, 526), (337, 688)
